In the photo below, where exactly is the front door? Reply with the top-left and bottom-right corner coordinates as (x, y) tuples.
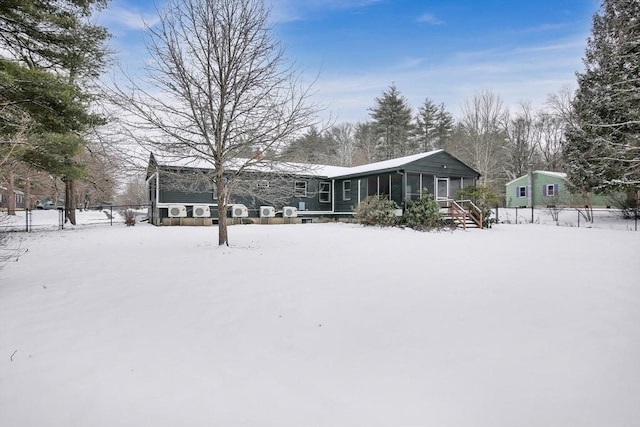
(436, 177), (449, 201)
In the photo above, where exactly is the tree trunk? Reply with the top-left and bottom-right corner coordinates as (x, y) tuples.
(24, 178), (31, 210)
(7, 170), (16, 215)
(65, 178), (77, 225)
(216, 178), (228, 246)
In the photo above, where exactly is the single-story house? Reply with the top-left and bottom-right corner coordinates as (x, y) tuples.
(505, 171), (614, 208)
(146, 149), (481, 225)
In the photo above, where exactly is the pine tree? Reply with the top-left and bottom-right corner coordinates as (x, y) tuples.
(564, 0), (640, 195)
(368, 84), (415, 160)
(415, 99), (454, 152)
(0, 0), (110, 222)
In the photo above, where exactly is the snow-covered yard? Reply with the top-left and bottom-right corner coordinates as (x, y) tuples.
(1, 223), (639, 427)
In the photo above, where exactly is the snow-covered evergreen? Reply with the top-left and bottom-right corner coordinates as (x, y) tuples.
(564, 0), (640, 192)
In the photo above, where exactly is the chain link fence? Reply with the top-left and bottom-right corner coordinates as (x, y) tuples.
(490, 206), (638, 231)
(0, 206), (149, 233)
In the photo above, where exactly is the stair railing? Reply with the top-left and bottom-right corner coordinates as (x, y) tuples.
(449, 199), (468, 229)
(457, 199), (483, 229)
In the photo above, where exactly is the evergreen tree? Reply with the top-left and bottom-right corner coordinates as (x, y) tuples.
(415, 99), (454, 151)
(0, 0), (110, 222)
(281, 127), (337, 164)
(415, 98), (439, 152)
(564, 0), (640, 195)
(434, 103), (455, 149)
(368, 84), (415, 160)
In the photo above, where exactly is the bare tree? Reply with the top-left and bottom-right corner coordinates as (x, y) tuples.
(534, 112), (565, 171)
(117, 175), (148, 207)
(504, 102), (540, 180)
(458, 91), (509, 190)
(110, 0), (319, 245)
(327, 122), (356, 166)
(353, 122), (377, 166)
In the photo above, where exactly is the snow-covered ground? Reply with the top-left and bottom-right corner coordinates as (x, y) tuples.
(492, 207), (638, 231)
(1, 222), (639, 427)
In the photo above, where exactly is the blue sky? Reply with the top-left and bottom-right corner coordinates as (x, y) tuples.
(99, 0), (599, 123)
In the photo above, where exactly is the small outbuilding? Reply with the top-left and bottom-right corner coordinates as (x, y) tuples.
(505, 171), (614, 208)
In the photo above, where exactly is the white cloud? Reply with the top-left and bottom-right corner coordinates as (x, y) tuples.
(417, 13), (443, 25)
(308, 36), (586, 123)
(101, 6), (159, 30)
(268, 0), (383, 23)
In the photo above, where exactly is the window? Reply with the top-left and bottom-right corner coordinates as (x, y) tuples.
(545, 184), (557, 197)
(517, 186), (527, 198)
(294, 181), (307, 197)
(406, 173), (421, 201)
(343, 180), (351, 200)
(319, 182), (330, 203)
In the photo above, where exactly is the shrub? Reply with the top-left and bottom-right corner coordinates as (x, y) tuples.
(403, 192), (444, 230)
(124, 209), (136, 226)
(458, 185), (499, 228)
(354, 195), (399, 227)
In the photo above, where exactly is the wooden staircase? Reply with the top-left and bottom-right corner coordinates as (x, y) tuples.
(439, 199), (483, 229)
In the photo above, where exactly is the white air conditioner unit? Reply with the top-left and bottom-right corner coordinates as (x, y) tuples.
(168, 204), (187, 218)
(260, 206), (276, 218)
(232, 204), (249, 218)
(283, 206), (298, 218)
(193, 205), (211, 218)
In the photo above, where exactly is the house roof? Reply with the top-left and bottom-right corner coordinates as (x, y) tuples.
(506, 170), (568, 186)
(326, 150), (443, 179)
(149, 152), (351, 178)
(149, 148), (468, 180)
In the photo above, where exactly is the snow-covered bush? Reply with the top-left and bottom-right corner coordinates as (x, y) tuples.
(353, 195), (399, 227)
(403, 192), (444, 230)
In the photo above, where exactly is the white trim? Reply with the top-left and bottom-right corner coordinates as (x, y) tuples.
(545, 184), (556, 197)
(343, 180), (352, 201)
(294, 180), (308, 197)
(318, 181), (331, 203)
(436, 177), (449, 200)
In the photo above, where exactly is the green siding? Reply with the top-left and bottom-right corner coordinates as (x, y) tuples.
(505, 172), (617, 208)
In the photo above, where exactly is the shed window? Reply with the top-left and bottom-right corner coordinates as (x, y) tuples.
(343, 180), (351, 201)
(517, 186), (527, 198)
(319, 182), (330, 203)
(294, 181), (308, 197)
(545, 184), (557, 197)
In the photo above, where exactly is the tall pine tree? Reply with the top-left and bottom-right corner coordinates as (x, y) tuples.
(0, 0), (110, 221)
(368, 84), (415, 160)
(564, 0), (639, 196)
(415, 98), (454, 151)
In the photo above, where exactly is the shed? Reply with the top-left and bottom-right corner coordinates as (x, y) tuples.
(505, 171), (614, 208)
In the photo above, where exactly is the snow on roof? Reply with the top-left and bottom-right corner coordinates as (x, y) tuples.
(536, 171), (567, 179)
(506, 170), (568, 186)
(151, 152), (351, 177)
(326, 149), (443, 178)
(151, 150), (442, 178)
